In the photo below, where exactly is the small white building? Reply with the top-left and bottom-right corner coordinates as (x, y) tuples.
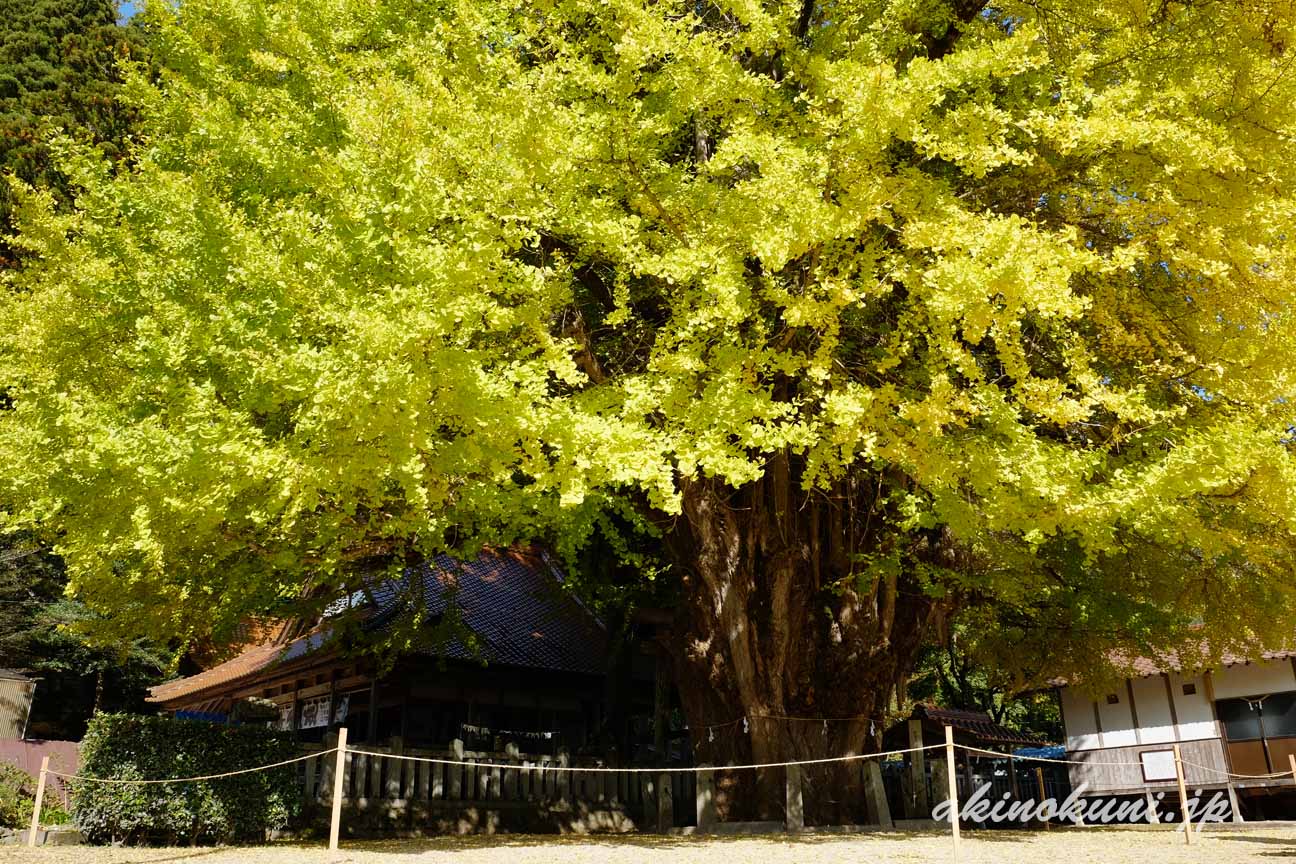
(1056, 650), (1296, 819)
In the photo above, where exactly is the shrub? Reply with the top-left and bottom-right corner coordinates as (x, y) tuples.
(0, 762), (73, 829)
(73, 714), (301, 845)
(0, 762), (34, 829)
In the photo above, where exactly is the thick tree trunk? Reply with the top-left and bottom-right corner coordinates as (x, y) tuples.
(661, 455), (952, 824)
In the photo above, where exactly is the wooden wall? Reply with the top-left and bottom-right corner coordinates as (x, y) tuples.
(1064, 737), (1228, 795)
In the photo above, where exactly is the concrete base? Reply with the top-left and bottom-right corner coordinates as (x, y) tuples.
(4, 827), (84, 846)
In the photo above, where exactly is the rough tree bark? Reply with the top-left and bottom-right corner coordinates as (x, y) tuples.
(660, 452), (953, 824)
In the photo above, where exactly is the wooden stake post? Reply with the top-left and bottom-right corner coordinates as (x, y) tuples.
(328, 727), (348, 851)
(1290, 754), (1296, 788)
(1035, 766), (1049, 830)
(944, 725), (961, 862)
(1173, 743), (1192, 845)
(26, 755), (49, 848)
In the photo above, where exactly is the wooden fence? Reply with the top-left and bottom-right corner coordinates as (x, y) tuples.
(296, 736), (696, 835)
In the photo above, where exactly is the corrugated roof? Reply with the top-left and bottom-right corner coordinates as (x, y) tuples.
(150, 549), (605, 704)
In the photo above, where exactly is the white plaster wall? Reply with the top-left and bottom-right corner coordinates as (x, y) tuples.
(1060, 686), (1100, 750)
(1129, 675), (1176, 744)
(1169, 672), (1217, 741)
(1211, 659), (1296, 700)
(1096, 686), (1138, 747)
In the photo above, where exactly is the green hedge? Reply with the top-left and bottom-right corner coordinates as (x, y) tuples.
(73, 714), (302, 845)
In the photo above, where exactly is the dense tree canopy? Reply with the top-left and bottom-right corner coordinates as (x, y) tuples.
(0, 0), (142, 263)
(0, 0), (163, 738)
(4, 0), (1296, 812)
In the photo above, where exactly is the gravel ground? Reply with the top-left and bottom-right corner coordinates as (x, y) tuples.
(3, 828), (1296, 864)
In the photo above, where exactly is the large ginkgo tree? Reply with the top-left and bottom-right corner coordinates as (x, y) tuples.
(5, 0), (1296, 818)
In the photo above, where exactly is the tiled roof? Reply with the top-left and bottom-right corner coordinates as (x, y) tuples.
(149, 643), (283, 703)
(1114, 645), (1296, 678)
(917, 706), (1047, 746)
(1046, 642), (1296, 688)
(371, 548), (607, 676)
(150, 548), (605, 704)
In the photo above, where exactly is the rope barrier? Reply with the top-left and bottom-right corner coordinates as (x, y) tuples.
(372, 742), (945, 773)
(1177, 759), (1295, 780)
(47, 748), (335, 785)
(959, 743), (1296, 781)
(26, 724), (1296, 855)
(955, 743), (1145, 768)
(35, 739), (1296, 787)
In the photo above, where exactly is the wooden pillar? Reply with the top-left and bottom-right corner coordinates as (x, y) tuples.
(696, 765), (715, 829)
(367, 677), (379, 743)
(908, 718), (928, 816)
(1226, 784), (1243, 823)
(785, 763), (804, 832)
(653, 652), (670, 763)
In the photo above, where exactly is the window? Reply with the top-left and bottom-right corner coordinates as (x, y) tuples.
(1261, 692), (1296, 738)
(1106, 694), (1120, 705)
(1182, 683), (1197, 696)
(1217, 697), (1263, 741)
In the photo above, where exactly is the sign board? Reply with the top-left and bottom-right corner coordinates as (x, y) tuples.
(1140, 749), (1177, 782)
(298, 696), (331, 730)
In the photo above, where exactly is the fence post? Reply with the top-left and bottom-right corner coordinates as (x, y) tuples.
(450, 739), (464, 799)
(1173, 743), (1192, 846)
(26, 755), (49, 848)
(696, 765), (715, 829)
(908, 718), (928, 817)
(1289, 754), (1296, 788)
(657, 770), (673, 833)
(944, 726), (961, 863)
(785, 763), (804, 832)
(328, 727), (348, 851)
